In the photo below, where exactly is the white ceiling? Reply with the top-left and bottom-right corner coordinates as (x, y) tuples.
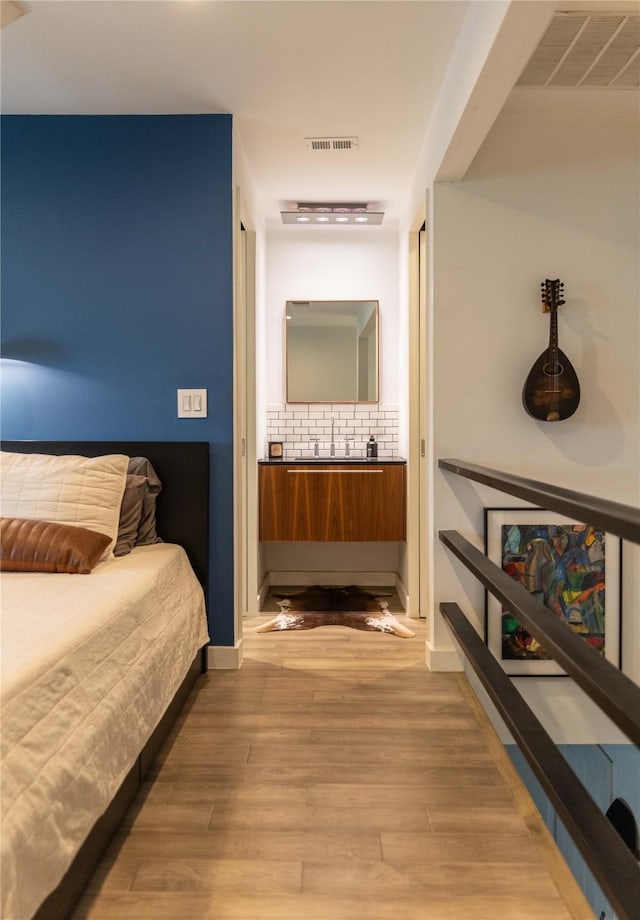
(0, 0), (470, 227)
(3, 2), (636, 229)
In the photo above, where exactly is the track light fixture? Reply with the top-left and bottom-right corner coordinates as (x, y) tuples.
(280, 203), (384, 226)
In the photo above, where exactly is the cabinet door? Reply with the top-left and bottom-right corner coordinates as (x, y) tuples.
(259, 464), (406, 542)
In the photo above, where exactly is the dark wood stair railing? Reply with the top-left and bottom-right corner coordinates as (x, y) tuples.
(440, 601), (640, 920)
(437, 459), (640, 920)
(439, 529), (640, 747)
(439, 458), (640, 543)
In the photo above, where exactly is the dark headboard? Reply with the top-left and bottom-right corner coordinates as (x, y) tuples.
(0, 441), (209, 596)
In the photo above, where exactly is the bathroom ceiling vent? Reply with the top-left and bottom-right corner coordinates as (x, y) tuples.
(305, 137), (359, 151)
(518, 12), (640, 88)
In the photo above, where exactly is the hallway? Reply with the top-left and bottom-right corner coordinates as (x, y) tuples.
(74, 618), (593, 919)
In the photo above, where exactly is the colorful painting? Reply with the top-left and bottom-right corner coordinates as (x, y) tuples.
(485, 509), (621, 676)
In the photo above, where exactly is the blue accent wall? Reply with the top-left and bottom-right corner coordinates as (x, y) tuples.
(1, 115), (235, 646)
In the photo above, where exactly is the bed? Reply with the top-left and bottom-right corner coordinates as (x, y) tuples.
(0, 440), (210, 920)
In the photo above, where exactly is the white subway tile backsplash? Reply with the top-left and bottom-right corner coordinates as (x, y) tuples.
(264, 402), (400, 459)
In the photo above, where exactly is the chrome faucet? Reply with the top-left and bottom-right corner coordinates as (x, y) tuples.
(311, 437), (319, 457)
(330, 414), (336, 457)
(345, 437), (352, 457)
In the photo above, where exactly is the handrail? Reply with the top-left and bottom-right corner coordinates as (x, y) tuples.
(438, 459), (640, 920)
(439, 529), (640, 746)
(439, 458), (640, 544)
(440, 602), (640, 920)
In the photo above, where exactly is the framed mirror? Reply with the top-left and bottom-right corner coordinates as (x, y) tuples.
(286, 300), (379, 403)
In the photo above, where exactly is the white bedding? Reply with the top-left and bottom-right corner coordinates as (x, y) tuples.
(0, 543), (209, 920)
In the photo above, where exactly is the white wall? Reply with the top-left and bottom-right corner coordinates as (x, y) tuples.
(430, 92), (639, 740)
(264, 226), (401, 411)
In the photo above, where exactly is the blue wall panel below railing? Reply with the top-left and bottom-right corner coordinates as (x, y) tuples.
(507, 743), (640, 920)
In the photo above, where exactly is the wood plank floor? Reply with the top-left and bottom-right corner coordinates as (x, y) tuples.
(73, 617), (594, 920)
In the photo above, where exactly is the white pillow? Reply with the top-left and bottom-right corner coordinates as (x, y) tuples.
(0, 451), (129, 558)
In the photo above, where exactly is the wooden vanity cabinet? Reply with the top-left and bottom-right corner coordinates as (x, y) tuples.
(259, 463), (406, 542)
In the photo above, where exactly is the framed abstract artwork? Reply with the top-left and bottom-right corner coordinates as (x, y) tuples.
(484, 507), (621, 676)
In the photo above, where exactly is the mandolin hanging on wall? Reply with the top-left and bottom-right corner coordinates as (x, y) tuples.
(522, 279), (580, 422)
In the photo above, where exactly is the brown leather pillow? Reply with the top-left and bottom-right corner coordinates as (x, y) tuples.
(0, 517), (111, 574)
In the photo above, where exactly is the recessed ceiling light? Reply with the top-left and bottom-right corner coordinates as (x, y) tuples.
(335, 216), (349, 223)
(354, 216), (369, 223)
(315, 216), (330, 223)
(296, 216), (311, 222)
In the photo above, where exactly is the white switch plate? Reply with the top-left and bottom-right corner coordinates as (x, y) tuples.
(177, 388), (207, 418)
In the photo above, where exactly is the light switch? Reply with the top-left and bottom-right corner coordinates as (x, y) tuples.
(177, 388), (207, 418)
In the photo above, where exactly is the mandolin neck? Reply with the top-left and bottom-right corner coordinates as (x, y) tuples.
(548, 306), (559, 353)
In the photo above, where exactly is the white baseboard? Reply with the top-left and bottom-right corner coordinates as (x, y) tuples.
(207, 640), (243, 670)
(395, 574), (410, 615)
(268, 571), (398, 586)
(425, 640), (464, 672)
(257, 574), (270, 610)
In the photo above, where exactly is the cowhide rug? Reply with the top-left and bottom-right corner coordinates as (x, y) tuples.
(255, 585), (415, 639)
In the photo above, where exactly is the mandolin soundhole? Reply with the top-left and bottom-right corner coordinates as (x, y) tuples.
(543, 361), (563, 377)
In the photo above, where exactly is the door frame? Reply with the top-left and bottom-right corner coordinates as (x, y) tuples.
(233, 189), (257, 654)
(407, 202), (429, 619)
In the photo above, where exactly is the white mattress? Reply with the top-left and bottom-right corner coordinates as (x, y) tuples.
(0, 544), (209, 920)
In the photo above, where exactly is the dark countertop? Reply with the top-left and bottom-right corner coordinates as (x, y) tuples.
(259, 457), (406, 465)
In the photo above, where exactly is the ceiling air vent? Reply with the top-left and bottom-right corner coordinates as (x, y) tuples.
(518, 12), (640, 88)
(305, 137), (359, 151)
